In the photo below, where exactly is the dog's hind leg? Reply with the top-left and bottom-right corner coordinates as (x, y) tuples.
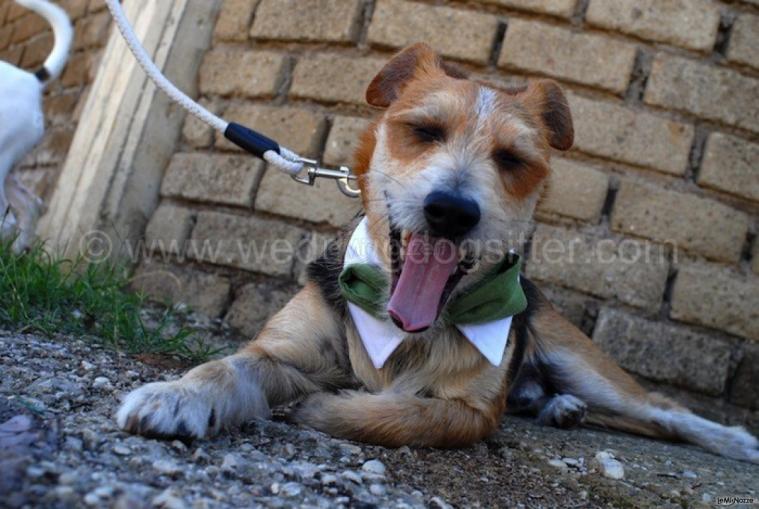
(5, 175), (43, 252)
(527, 305), (759, 463)
(0, 155), (17, 240)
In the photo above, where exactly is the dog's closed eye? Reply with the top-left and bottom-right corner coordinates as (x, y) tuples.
(492, 149), (524, 172)
(410, 124), (446, 144)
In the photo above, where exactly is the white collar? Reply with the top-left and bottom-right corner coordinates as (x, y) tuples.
(344, 218), (514, 369)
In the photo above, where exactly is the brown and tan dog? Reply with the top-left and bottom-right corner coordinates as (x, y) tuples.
(118, 44), (759, 463)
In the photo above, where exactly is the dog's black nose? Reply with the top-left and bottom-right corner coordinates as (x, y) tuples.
(423, 191), (481, 238)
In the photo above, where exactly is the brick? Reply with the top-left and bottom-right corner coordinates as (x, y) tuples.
(592, 308), (732, 396)
(499, 20), (636, 94)
(225, 280), (299, 338)
(199, 48), (286, 98)
(0, 46), (23, 66)
(132, 260), (231, 318)
(252, 0), (362, 43)
(73, 10), (110, 50)
(144, 204), (195, 256)
(214, 0), (258, 42)
(526, 224), (669, 311)
(568, 94), (693, 175)
(368, 0), (499, 64)
(182, 98), (220, 148)
(731, 343), (759, 410)
(699, 132), (759, 202)
(728, 13), (759, 70)
(611, 179), (749, 263)
(290, 54), (385, 105)
(60, 0), (89, 20)
(216, 105), (326, 156)
(481, 0), (577, 17)
(536, 158), (609, 223)
(11, 13), (47, 44)
(645, 55), (759, 134)
(44, 91), (79, 125)
(33, 126), (74, 165)
(88, 0), (107, 12)
(61, 52), (93, 87)
(190, 212), (307, 277)
(323, 116), (371, 167)
(0, 24), (12, 50)
(161, 153), (264, 207)
(20, 32), (53, 67)
(539, 283), (597, 331)
(294, 231), (338, 285)
(671, 263), (759, 341)
(255, 168), (361, 227)
(586, 0), (720, 51)
(7, 2), (25, 22)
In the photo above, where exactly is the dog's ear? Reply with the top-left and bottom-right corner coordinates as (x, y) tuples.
(366, 43), (465, 107)
(524, 80), (574, 151)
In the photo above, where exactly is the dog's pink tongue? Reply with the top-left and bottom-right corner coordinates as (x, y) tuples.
(388, 234), (458, 332)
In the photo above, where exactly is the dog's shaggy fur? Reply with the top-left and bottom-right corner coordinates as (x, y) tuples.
(118, 44), (759, 463)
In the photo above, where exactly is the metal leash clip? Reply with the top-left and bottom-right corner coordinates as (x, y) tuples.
(291, 158), (362, 198)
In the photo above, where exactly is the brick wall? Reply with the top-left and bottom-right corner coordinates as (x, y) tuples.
(37, 0), (758, 424)
(0, 0), (111, 201)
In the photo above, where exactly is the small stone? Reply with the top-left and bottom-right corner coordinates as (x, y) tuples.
(369, 483), (386, 496)
(92, 376), (111, 389)
(342, 470), (363, 484)
(152, 488), (188, 509)
(594, 451), (625, 480)
(338, 443), (362, 456)
(80, 360), (95, 371)
(280, 482), (303, 497)
(548, 458), (568, 470)
(682, 470), (698, 479)
(221, 453), (243, 473)
(430, 496), (454, 509)
(321, 473), (338, 485)
(170, 440), (187, 452)
(270, 482), (280, 495)
(562, 457), (580, 467)
(152, 459), (181, 476)
(113, 445), (131, 456)
(192, 448), (211, 464)
(361, 459), (386, 476)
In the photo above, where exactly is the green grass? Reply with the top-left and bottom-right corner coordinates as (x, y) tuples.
(0, 239), (219, 364)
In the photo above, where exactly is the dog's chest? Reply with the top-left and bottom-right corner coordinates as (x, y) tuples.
(345, 323), (492, 395)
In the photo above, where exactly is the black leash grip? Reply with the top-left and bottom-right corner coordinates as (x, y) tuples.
(224, 122), (280, 158)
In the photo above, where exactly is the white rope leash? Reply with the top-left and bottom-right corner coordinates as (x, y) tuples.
(103, 0), (304, 176)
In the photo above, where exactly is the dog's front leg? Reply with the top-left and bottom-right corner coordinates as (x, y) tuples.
(293, 390), (502, 448)
(117, 284), (352, 438)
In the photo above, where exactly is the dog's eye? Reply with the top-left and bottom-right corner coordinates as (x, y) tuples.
(493, 149), (523, 171)
(411, 124), (446, 143)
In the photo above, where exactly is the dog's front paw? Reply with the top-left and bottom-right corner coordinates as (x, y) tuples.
(538, 394), (587, 428)
(116, 381), (220, 439)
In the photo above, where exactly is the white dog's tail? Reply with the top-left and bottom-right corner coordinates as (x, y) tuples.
(15, 0), (73, 82)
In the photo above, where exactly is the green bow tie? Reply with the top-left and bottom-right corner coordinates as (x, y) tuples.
(338, 254), (527, 325)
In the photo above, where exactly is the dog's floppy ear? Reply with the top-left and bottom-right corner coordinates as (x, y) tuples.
(524, 80), (574, 151)
(366, 43), (465, 107)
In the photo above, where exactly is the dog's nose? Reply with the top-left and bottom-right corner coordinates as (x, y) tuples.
(423, 191), (481, 238)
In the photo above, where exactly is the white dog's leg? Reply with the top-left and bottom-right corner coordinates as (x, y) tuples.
(5, 175), (43, 252)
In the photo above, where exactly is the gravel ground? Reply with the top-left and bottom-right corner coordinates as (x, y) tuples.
(1, 330), (757, 509)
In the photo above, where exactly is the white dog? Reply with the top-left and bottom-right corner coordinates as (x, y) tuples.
(0, 0), (72, 252)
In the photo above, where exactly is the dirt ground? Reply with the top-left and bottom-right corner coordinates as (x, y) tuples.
(1, 330), (757, 508)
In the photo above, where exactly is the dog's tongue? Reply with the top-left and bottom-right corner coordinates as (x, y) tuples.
(387, 234), (458, 332)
